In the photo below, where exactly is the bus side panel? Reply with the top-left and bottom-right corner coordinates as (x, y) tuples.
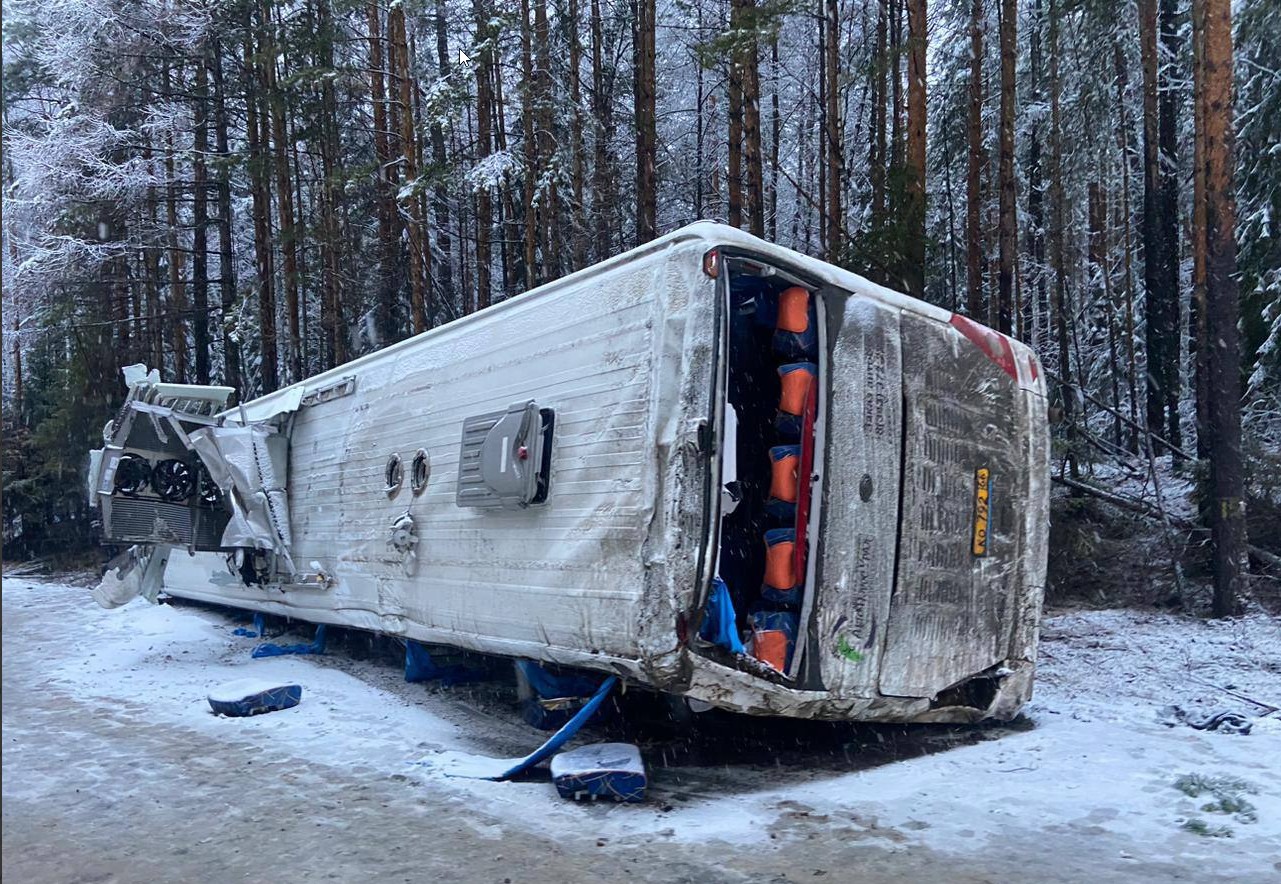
(291, 254), (680, 659)
(813, 296), (904, 698)
(878, 313), (1030, 698)
(162, 245), (716, 674)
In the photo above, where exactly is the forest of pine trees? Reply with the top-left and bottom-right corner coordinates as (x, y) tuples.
(2, 0), (1277, 607)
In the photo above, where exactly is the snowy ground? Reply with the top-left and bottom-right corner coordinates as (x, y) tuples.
(3, 576), (1279, 883)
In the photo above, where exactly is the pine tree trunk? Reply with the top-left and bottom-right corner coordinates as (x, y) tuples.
(367, 1), (399, 345)
(695, 0), (707, 219)
(142, 139), (165, 375)
(389, 5), (428, 333)
(941, 126), (959, 311)
(534, 0), (560, 277)
(996, 0), (1016, 334)
(568, 0), (588, 268)
(727, 0), (744, 229)
(292, 121), (311, 374)
(1139, 0), (1172, 448)
(431, 0), (455, 316)
(794, 70), (809, 248)
(742, 0), (765, 238)
(456, 167), (472, 312)
(1048, 0), (1075, 477)
(5, 151), (24, 421)
(192, 54), (210, 385)
(163, 62), (189, 385)
(264, 1), (301, 382)
(633, 0), (657, 243)
(1200, 0), (1246, 616)
(1190, 0), (1210, 459)
(965, 0), (983, 319)
(871, 0), (888, 230)
(245, 20), (277, 393)
(1157, 0), (1182, 447)
(769, 34), (780, 240)
(520, 0), (538, 285)
(8, 291), (21, 424)
(1114, 38), (1141, 452)
(493, 62), (519, 294)
(474, 0), (494, 311)
(1027, 0), (1045, 347)
(824, 0), (842, 262)
(1091, 182), (1124, 446)
(591, 0), (613, 260)
(904, 0), (927, 299)
(210, 37), (241, 391)
(316, 0), (346, 368)
(890, 0), (903, 177)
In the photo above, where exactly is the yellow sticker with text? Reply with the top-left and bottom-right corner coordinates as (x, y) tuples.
(972, 467), (991, 557)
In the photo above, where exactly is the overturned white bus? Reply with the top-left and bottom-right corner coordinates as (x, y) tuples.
(88, 222), (1049, 723)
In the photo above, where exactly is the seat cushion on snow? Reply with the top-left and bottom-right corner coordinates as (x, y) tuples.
(207, 679), (302, 717)
(550, 743), (647, 803)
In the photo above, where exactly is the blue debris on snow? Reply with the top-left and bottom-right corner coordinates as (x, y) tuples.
(436, 675), (619, 781)
(550, 743), (647, 803)
(252, 624), (327, 658)
(208, 679), (302, 717)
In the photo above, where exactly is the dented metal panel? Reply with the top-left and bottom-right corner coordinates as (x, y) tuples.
(188, 424), (293, 558)
(814, 295), (903, 697)
(164, 237), (718, 669)
(878, 312), (1032, 698)
(144, 222), (1048, 724)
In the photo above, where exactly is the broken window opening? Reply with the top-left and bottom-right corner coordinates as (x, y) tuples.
(530, 409), (556, 505)
(411, 449), (431, 495)
(702, 260), (822, 681)
(385, 453), (404, 496)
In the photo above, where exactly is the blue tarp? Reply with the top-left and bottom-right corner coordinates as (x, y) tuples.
(438, 676), (619, 781)
(405, 640), (477, 685)
(516, 660), (601, 700)
(515, 660), (604, 730)
(700, 577), (746, 654)
(252, 624), (327, 658)
(232, 613), (267, 638)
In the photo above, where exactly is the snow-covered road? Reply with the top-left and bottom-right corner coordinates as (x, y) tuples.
(3, 576), (1279, 882)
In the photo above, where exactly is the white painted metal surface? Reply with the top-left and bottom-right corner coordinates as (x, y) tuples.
(147, 222), (1049, 722)
(168, 232), (717, 677)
